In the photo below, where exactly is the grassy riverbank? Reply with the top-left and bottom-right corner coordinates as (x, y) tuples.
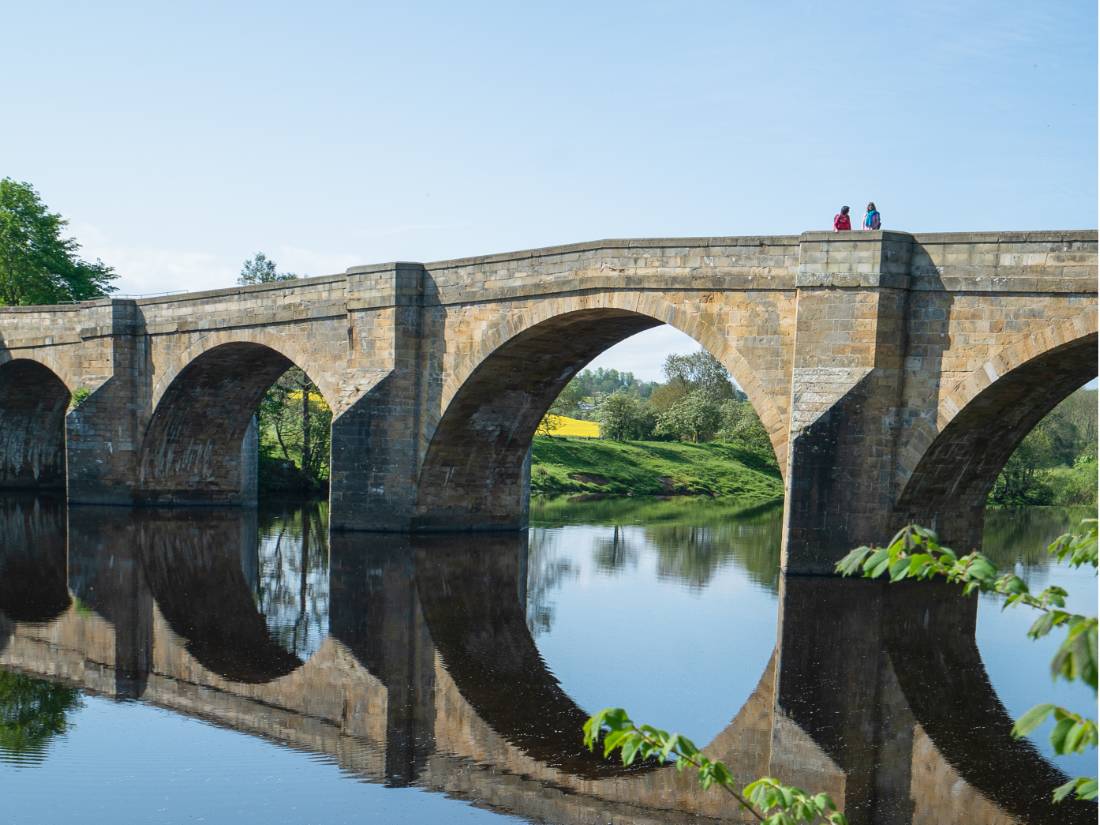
(530, 436), (782, 504)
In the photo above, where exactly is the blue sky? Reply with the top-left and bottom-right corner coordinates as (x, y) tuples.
(3, 1), (1096, 379)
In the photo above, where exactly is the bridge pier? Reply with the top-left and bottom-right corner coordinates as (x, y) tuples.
(65, 300), (149, 506)
(328, 263), (436, 532)
(780, 232), (917, 573)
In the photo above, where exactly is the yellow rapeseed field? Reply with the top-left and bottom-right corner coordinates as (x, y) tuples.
(541, 414), (600, 438)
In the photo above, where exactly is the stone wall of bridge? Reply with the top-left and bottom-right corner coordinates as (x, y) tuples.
(0, 230), (1094, 570)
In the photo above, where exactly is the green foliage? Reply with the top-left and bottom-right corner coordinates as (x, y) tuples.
(238, 252), (297, 285)
(0, 671), (81, 758)
(548, 349), (776, 463)
(584, 708), (847, 824)
(649, 352), (746, 444)
(837, 521), (1098, 802)
(596, 391), (656, 440)
(0, 178), (116, 305)
(258, 367), (332, 493)
(1047, 456), (1099, 506)
(655, 388), (724, 442)
(68, 386), (91, 411)
(990, 388), (1097, 507)
(662, 351), (740, 403)
(547, 378), (591, 421)
(719, 399), (777, 467)
(549, 367), (657, 419)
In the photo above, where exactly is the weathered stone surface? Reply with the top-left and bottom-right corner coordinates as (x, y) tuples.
(0, 230), (1094, 570)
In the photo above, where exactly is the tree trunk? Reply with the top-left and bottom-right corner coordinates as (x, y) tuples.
(301, 379), (312, 485)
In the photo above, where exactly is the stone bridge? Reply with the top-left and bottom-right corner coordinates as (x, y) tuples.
(0, 230), (1095, 571)
(0, 501), (1090, 825)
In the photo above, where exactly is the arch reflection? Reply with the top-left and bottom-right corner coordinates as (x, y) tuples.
(0, 498), (1091, 824)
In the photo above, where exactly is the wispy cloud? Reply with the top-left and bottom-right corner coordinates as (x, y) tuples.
(72, 224), (365, 295)
(72, 223), (238, 296)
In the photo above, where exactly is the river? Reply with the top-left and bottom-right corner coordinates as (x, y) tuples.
(0, 495), (1094, 824)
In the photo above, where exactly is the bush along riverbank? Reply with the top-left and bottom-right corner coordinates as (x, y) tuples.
(530, 436), (782, 505)
(988, 388), (1097, 508)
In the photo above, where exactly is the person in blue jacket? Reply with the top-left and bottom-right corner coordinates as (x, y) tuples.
(863, 202), (881, 230)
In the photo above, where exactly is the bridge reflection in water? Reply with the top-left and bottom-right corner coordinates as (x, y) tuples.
(0, 497), (1092, 825)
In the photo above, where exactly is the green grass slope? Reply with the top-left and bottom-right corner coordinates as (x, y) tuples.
(530, 436), (782, 505)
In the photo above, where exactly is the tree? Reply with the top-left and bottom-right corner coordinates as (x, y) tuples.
(989, 388), (1099, 506)
(541, 378), (594, 429)
(655, 389), (724, 442)
(0, 178), (116, 305)
(596, 392), (656, 441)
(238, 252), (296, 285)
(662, 352), (739, 403)
(648, 378), (691, 413)
(257, 368), (332, 492)
(549, 368), (658, 421)
(718, 399), (776, 467)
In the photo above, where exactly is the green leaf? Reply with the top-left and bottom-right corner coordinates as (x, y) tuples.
(1062, 720), (1089, 754)
(1054, 776), (1098, 803)
(862, 547), (891, 579)
(1050, 717), (1076, 753)
(836, 546), (873, 576)
(888, 557), (911, 582)
(620, 734), (642, 766)
(1012, 703), (1055, 737)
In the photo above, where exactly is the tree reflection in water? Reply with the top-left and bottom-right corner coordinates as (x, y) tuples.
(0, 671), (80, 766)
(526, 500), (783, 618)
(525, 530), (578, 636)
(254, 503), (330, 659)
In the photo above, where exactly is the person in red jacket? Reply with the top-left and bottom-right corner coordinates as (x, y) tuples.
(834, 205), (852, 231)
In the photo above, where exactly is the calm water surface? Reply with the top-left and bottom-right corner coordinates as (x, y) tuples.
(0, 496), (1094, 824)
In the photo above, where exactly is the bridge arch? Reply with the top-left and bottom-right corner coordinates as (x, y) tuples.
(149, 329), (343, 413)
(894, 320), (1097, 546)
(138, 341), (330, 505)
(0, 359), (71, 490)
(417, 297), (787, 530)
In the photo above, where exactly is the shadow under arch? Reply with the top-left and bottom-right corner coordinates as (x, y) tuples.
(415, 307), (782, 531)
(137, 341), (327, 506)
(412, 531), (657, 779)
(0, 359), (70, 490)
(894, 332), (1097, 546)
(135, 508), (305, 683)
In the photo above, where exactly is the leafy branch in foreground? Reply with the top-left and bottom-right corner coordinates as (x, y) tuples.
(583, 708), (847, 824)
(837, 520), (1098, 803)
